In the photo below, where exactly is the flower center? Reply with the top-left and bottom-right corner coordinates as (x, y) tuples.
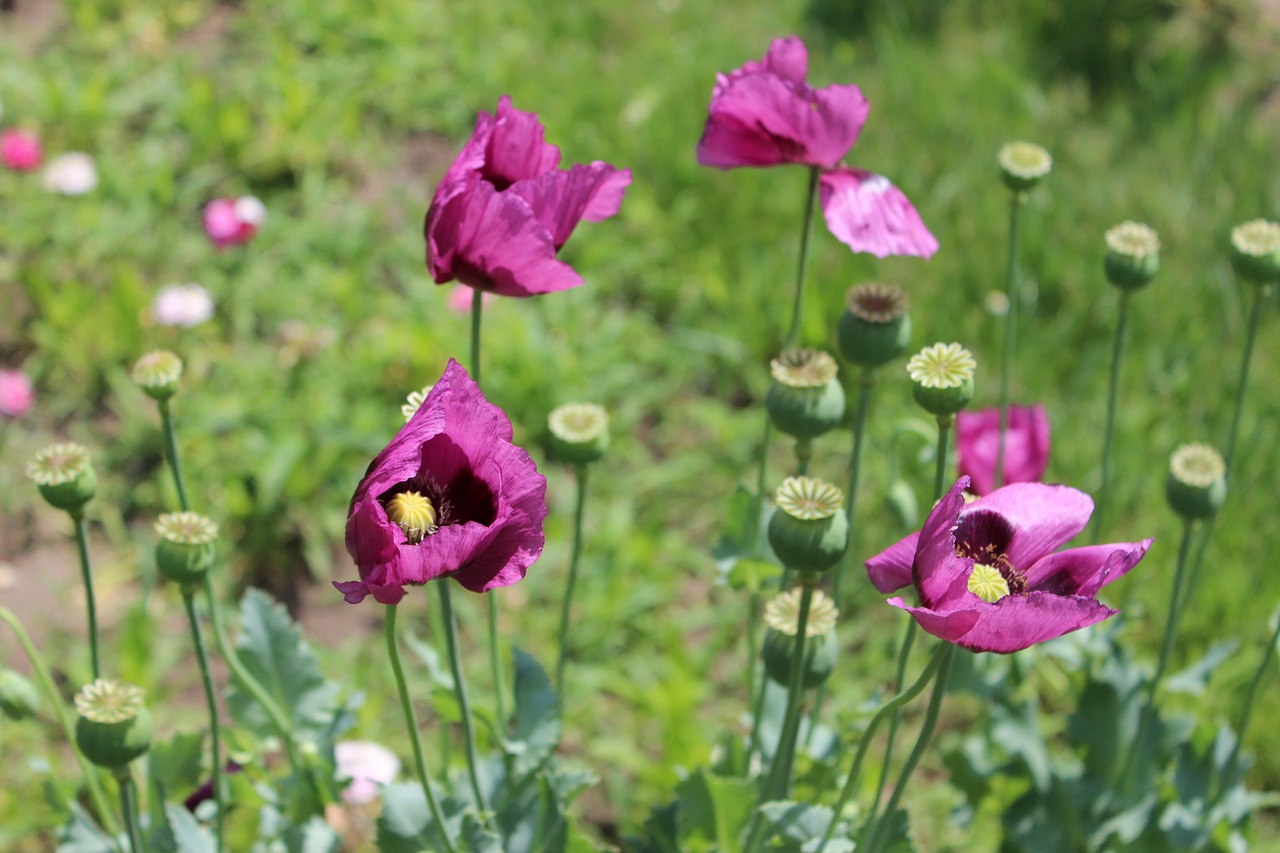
(968, 563), (1010, 603)
(906, 343), (976, 389)
(386, 491), (438, 544)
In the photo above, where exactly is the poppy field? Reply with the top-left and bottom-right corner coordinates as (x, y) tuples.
(2, 0), (1279, 850)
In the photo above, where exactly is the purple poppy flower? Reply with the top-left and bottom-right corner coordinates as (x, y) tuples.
(334, 359), (547, 604)
(696, 36), (938, 259)
(955, 404), (1051, 496)
(866, 478), (1152, 654)
(424, 96), (631, 298)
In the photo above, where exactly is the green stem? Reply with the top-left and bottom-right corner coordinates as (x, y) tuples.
(864, 644), (955, 853)
(868, 619), (917, 824)
(933, 417), (952, 502)
(556, 467), (589, 700)
(0, 606), (121, 841)
(183, 592), (224, 853)
(1219, 610), (1280, 799)
(783, 167), (822, 350)
(794, 438), (812, 476)
(159, 400), (190, 513)
(994, 195), (1024, 492)
(1149, 519), (1196, 702)
(384, 605), (457, 853)
(762, 580), (815, 801)
(746, 592), (764, 756)
(437, 583), (491, 819)
(117, 774), (145, 853)
(832, 370), (874, 608)
(817, 643), (952, 851)
(72, 512), (102, 679)
(1223, 284), (1269, 475)
(1091, 292), (1131, 544)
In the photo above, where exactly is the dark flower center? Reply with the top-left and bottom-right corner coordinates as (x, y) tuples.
(380, 465), (498, 546)
(954, 509), (1027, 595)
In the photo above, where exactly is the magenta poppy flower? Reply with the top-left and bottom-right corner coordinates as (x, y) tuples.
(335, 359), (547, 605)
(1, 129), (42, 171)
(424, 96), (631, 297)
(203, 196), (266, 249)
(0, 369), (35, 418)
(955, 404), (1051, 496)
(866, 478), (1152, 654)
(696, 37), (937, 259)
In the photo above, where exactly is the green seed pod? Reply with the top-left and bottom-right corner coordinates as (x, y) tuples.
(760, 587), (840, 690)
(1165, 443), (1227, 521)
(767, 477), (848, 572)
(546, 403), (609, 466)
(131, 350), (184, 402)
(27, 443), (96, 514)
(907, 343), (976, 418)
(997, 141), (1052, 193)
(765, 349), (845, 440)
(1104, 222), (1160, 291)
(1229, 219), (1280, 285)
(837, 283), (911, 369)
(154, 512), (219, 588)
(0, 669), (40, 721)
(74, 680), (153, 772)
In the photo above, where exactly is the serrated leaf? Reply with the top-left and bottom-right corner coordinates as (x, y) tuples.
(228, 589), (340, 741)
(149, 732), (207, 801)
(282, 816), (342, 853)
(757, 800), (851, 852)
(510, 648), (561, 779)
(56, 803), (121, 853)
(461, 813), (505, 853)
(992, 700), (1053, 791)
(676, 768), (754, 850)
(496, 774), (569, 853)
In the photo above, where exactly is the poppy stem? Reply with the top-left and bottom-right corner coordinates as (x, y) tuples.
(384, 604), (457, 852)
(932, 417), (952, 503)
(784, 166), (822, 350)
(556, 466), (589, 702)
(159, 399), (191, 512)
(71, 511), (102, 680)
(815, 642), (952, 851)
(1091, 291), (1131, 545)
(994, 194), (1024, 492)
(1216, 608), (1280, 805)
(832, 369), (875, 610)
(867, 619), (917, 827)
(437, 583), (492, 820)
(183, 591), (225, 853)
(117, 773), (146, 853)
(1149, 519), (1197, 703)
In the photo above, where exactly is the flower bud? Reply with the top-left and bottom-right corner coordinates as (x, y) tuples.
(1165, 443), (1226, 521)
(765, 349), (845, 440)
(154, 512), (219, 589)
(767, 477), (848, 572)
(74, 679), (152, 772)
(131, 350), (184, 401)
(546, 403), (609, 466)
(1104, 222), (1160, 291)
(1229, 219), (1280, 285)
(0, 669), (39, 720)
(998, 142), (1052, 193)
(761, 588), (839, 689)
(837, 283), (911, 368)
(27, 443), (96, 514)
(907, 343), (976, 418)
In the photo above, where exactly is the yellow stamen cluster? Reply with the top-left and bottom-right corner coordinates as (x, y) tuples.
(968, 563), (1011, 603)
(386, 491), (437, 543)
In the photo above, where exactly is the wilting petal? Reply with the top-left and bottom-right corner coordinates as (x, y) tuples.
(508, 162), (632, 249)
(866, 530), (920, 594)
(956, 405), (1051, 496)
(975, 483), (1094, 570)
(895, 592), (1118, 654)
(1024, 538), (1154, 598)
(819, 168), (938, 258)
(912, 478), (975, 611)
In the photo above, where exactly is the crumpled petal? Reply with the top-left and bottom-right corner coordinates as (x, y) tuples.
(819, 168), (939, 258)
(866, 530), (920, 594)
(508, 162), (633, 249)
(912, 478), (975, 611)
(955, 405), (1051, 496)
(974, 483), (1094, 571)
(1024, 538), (1153, 598)
(892, 592), (1118, 655)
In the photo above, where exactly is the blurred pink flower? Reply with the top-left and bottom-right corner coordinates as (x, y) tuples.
(425, 95), (631, 297)
(956, 404), (1051, 496)
(203, 196), (266, 249)
(1, 129), (42, 171)
(152, 283), (215, 327)
(447, 285), (495, 315)
(0, 370), (35, 417)
(335, 741), (400, 805)
(43, 152), (98, 195)
(696, 37), (937, 259)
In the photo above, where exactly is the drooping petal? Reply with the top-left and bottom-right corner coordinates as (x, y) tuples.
(912, 478), (976, 610)
(956, 405), (1051, 496)
(888, 597), (980, 643)
(974, 483), (1094, 570)
(818, 168), (939, 258)
(866, 530), (920, 593)
(895, 592), (1118, 654)
(1024, 538), (1154, 598)
(507, 162), (632, 249)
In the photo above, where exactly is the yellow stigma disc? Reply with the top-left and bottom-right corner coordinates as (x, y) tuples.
(386, 492), (437, 544)
(968, 563), (1010, 604)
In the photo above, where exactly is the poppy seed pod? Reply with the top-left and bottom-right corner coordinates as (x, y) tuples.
(765, 349), (845, 440)
(1229, 219), (1280, 284)
(547, 402), (610, 466)
(838, 283), (911, 368)
(1104, 222), (1160, 291)
(767, 477), (848, 572)
(907, 343), (976, 418)
(27, 443), (96, 514)
(997, 142), (1052, 193)
(761, 588), (840, 689)
(131, 350), (184, 402)
(1165, 443), (1227, 521)
(74, 680), (152, 772)
(154, 512), (219, 590)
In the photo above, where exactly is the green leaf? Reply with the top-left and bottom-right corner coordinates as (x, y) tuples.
(676, 768), (754, 850)
(509, 648), (561, 780)
(860, 808), (914, 853)
(228, 589), (340, 741)
(461, 813), (505, 853)
(757, 800), (852, 852)
(282, 817), (342, 853)
(55, 803), (121, 853)
(376, 782), (463, 853)
(1164, 641), (1238, 695)
(149, 732), (207, 801)
(495, 774), (569, 853)
(726, 558), (782, 594)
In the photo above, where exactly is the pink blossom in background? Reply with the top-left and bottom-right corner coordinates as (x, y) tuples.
(956, 404), (1051, 495)
(447, 285), (495, 315)
(42, 152), (98, 195)
(152, 283), (215, 327)
(1, 129), (42, 171)
(0, 370), (35, 417)
(696, 36), (938, 259)
(424, 95), (631, 297)
(334, 741), (400, 805)
(203, 195), (266, 248)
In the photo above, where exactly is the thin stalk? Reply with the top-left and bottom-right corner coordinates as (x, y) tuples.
(72, 512), (102, 679)
(117, 774), (145, 853)
(159, 400), (190, 512)
(0, 606), (121, 840)
(817, 643), (952, 850)
(868, 620), (917, 823)
(384, 605), (457, 853)
(994, 195), (1024, 491)
(864, 644), (956, 853)
(746, 592), (764, 756)
(437, 583), (491, 819)
(556, 467), (590, 699)
(794, 438), (812, 476)
(183, 592), (224, 853)
(932, 417), (952, 502)
(1218, 610), (1280, 800)
(783, 167), (822, 349)
(1091, 292), (1131, 544)
(1149, 520), (1196, 701)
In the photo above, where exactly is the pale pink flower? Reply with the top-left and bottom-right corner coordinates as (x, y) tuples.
(1, 129), (42, 171)
(43, 152), (98, 195)
(152, 283), (215, 327)
(447, 285), (495, 315)
(0, 370), (35, 418)
(334, 741), (400, 805)
(203, 195), (266, 249)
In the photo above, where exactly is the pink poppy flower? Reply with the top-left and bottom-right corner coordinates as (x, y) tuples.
(696, 37), (937, 259)
(1, 129), (42, 171)
(955, 404), (1051, 496)
(335, 359), (547, 604)
(866, 478), (1152, 654)
(446, 285), (494, 315)
(0, 369), (35, 417)
(203, 196), (266, 249)
(335, 741), (400, 805)
(424, 96), (631, 297)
